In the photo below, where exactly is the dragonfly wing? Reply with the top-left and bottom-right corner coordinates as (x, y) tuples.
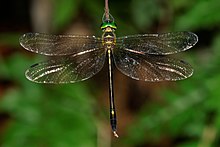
(117, 32), (198, 55)
(20, 33), (102, 56)
(25, 48), (106, 83)
(113, 48), (193, 81)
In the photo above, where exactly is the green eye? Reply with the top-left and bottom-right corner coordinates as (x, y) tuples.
(100, 21), (117, 30)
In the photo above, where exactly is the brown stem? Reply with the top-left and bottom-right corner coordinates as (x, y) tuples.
(105, 0), (109, 20)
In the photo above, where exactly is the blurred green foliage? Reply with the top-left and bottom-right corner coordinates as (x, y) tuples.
(0, 54), (96, 146)
(52, 0), (79, 31)
(0, 0), (220, 146)
(174, 0), (220, 30)
(130, 0), (160, 30)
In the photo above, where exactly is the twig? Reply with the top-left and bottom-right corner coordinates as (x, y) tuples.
(105, 0), (109, 20)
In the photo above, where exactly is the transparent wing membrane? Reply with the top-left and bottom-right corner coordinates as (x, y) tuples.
(20, 33), (102, 56)
(113, 48), (193, 81)
(25, 48), (106, 83)
(117, 32), (198, 55)
(21, 31), (197, 83)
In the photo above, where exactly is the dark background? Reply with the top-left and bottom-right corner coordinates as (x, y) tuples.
(0, 0), (220, 146)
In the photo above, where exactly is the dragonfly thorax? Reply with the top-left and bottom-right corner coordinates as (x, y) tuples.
(100, 21), (117, 30)
(102, 27), (116, 49)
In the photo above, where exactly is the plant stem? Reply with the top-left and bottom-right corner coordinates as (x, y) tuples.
(105, 0), (109, 20)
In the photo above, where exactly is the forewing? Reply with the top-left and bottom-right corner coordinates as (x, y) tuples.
(113, 48), (193, 81)
(25, 48), (106, 83)
(20, 33), (102, 56)
(117, 32), (198, 55)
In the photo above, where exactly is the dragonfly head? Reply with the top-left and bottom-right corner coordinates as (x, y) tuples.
(101, 21), (117, 31)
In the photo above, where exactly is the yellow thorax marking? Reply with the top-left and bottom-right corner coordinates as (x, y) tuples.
(102, 26), (116, 48)
(105, 27), (113, 32)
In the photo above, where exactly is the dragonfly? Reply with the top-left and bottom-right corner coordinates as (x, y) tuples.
(19, 13), (198, 138)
